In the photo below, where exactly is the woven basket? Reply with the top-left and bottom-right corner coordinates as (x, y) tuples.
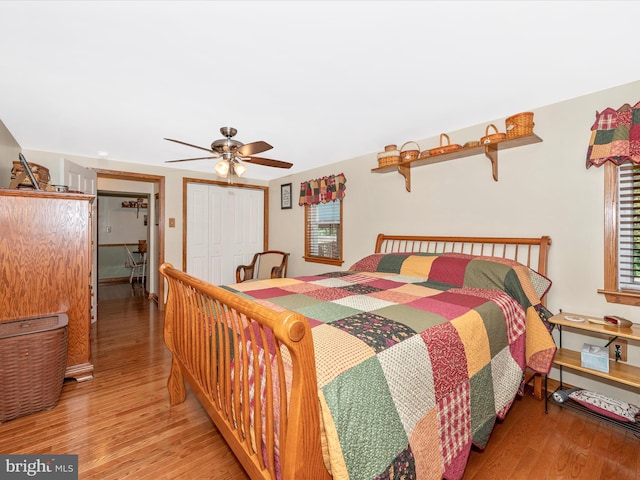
(505, 112), (535, 139)
(10, 161), (51, 190)
(377, 148), (401, 167)
(464, 140), (481, 149)
(0, 314), (68, 423)
(481, 124), (507, 145)
(428, 133), (462, 156)
(400, 141), (420, 163)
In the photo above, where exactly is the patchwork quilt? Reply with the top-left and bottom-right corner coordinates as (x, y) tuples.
(227, 253), (556, 480)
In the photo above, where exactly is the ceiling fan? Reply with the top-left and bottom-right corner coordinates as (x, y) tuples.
(164, 127), (293, 179)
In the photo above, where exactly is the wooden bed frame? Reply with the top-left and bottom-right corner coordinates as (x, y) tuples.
(160, 234), (551, 480)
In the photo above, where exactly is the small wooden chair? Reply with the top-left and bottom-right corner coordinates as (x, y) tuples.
(235, 250), (289, 283)
(124, 244), (146, 285)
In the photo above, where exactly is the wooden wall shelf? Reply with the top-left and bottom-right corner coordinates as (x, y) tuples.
(371, 134), (543, 192)
(122, 204), (147, 209)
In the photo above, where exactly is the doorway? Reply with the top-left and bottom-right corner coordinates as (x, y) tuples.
(95, 169), (165, 309)
(97, 191), (150, 292)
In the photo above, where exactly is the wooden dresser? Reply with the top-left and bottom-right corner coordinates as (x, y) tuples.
(0, 189), (94, 381)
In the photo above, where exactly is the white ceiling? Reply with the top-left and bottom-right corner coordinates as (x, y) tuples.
(1, 1), (639, 181)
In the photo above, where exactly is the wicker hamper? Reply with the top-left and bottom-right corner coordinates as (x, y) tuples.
(0, 314), (68, 423)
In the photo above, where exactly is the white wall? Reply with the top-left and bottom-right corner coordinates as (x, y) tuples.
(98, 195), (150, 245)
(97, 193), (151, 281)
(268, 80), (640, 404)
(0, 118), (20, 188)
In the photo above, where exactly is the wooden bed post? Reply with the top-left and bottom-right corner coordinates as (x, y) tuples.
(160, 263), (187, 405)
(275, 313), (331, 480)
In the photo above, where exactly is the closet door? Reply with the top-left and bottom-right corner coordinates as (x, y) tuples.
(186, 182), (265, 285)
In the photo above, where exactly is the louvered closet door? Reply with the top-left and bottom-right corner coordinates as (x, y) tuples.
(186, 183), (264, 285)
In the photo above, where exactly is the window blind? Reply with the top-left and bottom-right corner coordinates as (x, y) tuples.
(618, 163), (640, 290)
(306, 201), (341, 260)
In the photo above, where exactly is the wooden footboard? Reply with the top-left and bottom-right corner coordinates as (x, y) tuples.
(160, 264), (331, 480)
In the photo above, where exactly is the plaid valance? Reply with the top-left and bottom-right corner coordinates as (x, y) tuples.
(586, 101), (640, 168)
(298, 173), (346, 206)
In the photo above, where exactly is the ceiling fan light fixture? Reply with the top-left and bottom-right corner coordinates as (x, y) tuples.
(233, 161), (247, 177)
(215, 159), (229, 177)
(164, 127), (293, 173)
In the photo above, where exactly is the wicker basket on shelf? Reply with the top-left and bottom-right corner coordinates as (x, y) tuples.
(400, 141), (420, 163)
(377, 144), (401, 167)
(480, 124), (507, 145)
(428, 133), (462, 156)
(505, 112), (535, 139)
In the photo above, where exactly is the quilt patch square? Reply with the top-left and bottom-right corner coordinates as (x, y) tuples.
(450, 310), (491, 378)
(367, 289), (422, 305)
(322, 356), (408, 479)
(366, 278), (412, 290)
(298, 301), (360, 323)
(407, 295), (472, 321)
(264, 292), (320, 310)
(332, 313), (415, 353)
(243, 286), (293, 299)
(377, 254), (410, 273)
(333, 294), (395, 312)
(281, 282), (326, 294)
(305, 286), (354, 301)
(340, 283), (382, 295)
(400, 254), (438, 278)
(429, 254), (473, 287)
(313, 324), (376, 386)
(422, 322), (468, 402)
(378, 335), (436, 435)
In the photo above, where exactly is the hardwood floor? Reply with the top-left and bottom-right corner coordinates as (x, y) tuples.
(0, 286), (248, 480)
(1, 287), (638, 479)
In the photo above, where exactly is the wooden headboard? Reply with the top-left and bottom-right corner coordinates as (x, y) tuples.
(375, 234), (551, 277)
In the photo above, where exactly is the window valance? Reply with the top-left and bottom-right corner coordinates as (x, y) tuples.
(298, 173), (347, 206)
(586, 101), (640, 168)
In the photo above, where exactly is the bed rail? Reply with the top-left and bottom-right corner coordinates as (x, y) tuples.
(160, 263), (330, 480)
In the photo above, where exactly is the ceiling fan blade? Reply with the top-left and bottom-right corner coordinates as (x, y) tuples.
(164, 138), (214, 154)
(165, 155), (219, 163)
(243, 156), (293, 169)
(237, 141), (273, 157)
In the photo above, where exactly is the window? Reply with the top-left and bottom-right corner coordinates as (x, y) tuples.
(304, 200), (343, 266)
(601, 162), (640, 304)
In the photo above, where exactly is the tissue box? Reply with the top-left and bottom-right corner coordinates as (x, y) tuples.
(581, 343), (609, 373)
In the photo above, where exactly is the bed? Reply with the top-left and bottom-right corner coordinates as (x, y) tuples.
(160, 234), (555, 480)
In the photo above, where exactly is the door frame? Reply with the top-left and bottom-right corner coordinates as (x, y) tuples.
(182, 177), (268, 272)
(96, 169), (166, 310)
